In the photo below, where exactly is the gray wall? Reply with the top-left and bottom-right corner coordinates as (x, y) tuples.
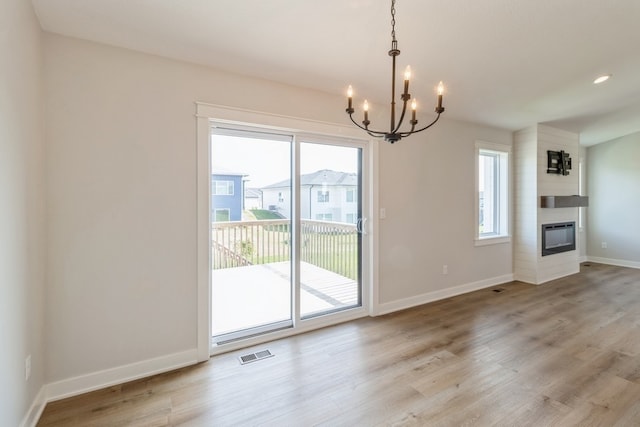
(587, 132), (640, 266)
(0, 0), (46, 425)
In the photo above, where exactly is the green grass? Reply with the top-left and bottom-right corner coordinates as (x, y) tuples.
(251, 209), (285, 220)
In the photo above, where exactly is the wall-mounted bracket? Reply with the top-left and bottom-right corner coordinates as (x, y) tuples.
(547, 150), (572, 176)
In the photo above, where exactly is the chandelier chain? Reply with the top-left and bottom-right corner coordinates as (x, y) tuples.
(390, 0), (397, 43)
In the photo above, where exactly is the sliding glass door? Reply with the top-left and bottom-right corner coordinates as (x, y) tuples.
(210, 126), (364, 344)
(299, 141), (362, 318)
(210, 129), (293, 342)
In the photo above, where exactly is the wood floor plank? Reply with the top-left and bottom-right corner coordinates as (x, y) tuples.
(37, 263), (640, 426)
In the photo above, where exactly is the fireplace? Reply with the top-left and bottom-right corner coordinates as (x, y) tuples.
(542, 221), (575, 256)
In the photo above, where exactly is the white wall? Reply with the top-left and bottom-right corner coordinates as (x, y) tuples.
(587, 132), (640, 267)
(43, 33), (514, 391)
(0, 0), (46, 425)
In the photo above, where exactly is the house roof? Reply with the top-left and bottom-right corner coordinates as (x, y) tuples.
(245, 188), (262, 199)
(262, 169), (357, 189)
(32, 0), (640, 146)
(211, 166), (247, 177)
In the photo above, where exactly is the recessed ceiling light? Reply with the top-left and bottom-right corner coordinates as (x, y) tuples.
(593, 74), (611, 84)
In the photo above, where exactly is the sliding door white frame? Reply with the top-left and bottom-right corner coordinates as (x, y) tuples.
(195, 102), (379, 358)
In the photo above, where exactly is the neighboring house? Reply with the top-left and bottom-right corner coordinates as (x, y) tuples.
(211, 170), (247, 221)
(244, 188), (263, 210)
(261, 169), (358, 223)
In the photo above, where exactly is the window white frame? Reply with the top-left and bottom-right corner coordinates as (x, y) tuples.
(212, 180), (234, 196)
(195, 102), (379, 359)
(475, 141), (511, 246)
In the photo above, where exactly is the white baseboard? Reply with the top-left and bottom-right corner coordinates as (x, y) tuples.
(374, 273), (514, 316)
(587, 256), (640, 270)
(45, 349), (199, 403)
(20, 386), (47, 427)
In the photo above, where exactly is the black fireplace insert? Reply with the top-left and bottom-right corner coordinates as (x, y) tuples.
(542, 221), (576, 256)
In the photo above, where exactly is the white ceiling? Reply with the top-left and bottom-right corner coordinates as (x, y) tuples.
(32, 0), (640, 145)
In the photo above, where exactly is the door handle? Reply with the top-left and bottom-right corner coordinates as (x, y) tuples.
(357, 217), (368, 235)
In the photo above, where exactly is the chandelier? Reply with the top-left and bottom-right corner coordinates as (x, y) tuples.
(345, 0), (445, 143)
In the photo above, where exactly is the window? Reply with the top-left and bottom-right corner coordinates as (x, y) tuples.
(346, 213), (356, 224)
(315, 213), (333, 221)
(476, 142), (510, 244)
(278, 192), (284, 202)
(212, 180), (234, 196)
(214, 208), (230, 222)
(317, 190), (330, 203)
(346, 188), (355, 203)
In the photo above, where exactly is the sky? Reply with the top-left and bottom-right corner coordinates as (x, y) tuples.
(211, 135), (359, 188)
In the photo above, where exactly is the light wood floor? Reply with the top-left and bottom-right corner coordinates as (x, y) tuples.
(38, 263), (640, 426)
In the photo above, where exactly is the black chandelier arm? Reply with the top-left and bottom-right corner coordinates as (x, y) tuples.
(347, 113), (387, 138)
(398, 113), (441, 136)
(391, 96), (410, 134)
(348, 111), (442, 139)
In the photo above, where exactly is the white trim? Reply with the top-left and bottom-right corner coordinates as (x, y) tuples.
(292, 136), (301, 328)
(369, 141), (380, 314)
(20, 386), (46, 427)
(375, 274), (514, 316)
(475, 140), (511, 243)
(587, 256), (640, 270)
(196, 102), (367, 141)
(45, 349), (199, 402)
(474, 235), (511, 246)
(196, 102), (378, 355)
(475, 140), (512, 153)
(210, 307), (368, 355)
(196, 108), (212, 362)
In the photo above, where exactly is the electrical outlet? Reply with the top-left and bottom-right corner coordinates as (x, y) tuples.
(379, 208), (386, 219)
(601, 242), (608, 249)
(443, 265), (448, 275)
(25, 355), (31, 381)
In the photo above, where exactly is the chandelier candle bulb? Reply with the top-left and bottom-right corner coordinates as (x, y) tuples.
(411, 99), (417, 121)
(347, 85), (353, 111)
(363, 100), (370, 126)
(404, 66), (411, 95)
(436, 81), (444, 112)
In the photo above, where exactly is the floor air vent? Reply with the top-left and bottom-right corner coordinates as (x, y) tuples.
(239, 349), (274, 365)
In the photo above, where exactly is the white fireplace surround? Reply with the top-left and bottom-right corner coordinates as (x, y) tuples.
(514, 125), (581, 284)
